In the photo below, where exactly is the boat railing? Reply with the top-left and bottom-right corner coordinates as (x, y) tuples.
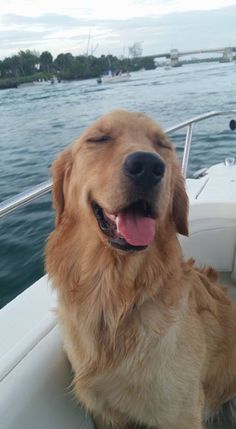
(166, 109), (236, 178)
(0, 180), (52, 219)
(0, 109), (235, 219)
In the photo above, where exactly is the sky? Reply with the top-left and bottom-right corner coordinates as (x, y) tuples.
(0, 0), (236, 60)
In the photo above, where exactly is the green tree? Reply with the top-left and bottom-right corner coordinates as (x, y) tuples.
(0, 47), (157, 89)
(54, 53), (74, 75)
(0, 57), (12, 77)
(0, 55), (23, 77)
(18, 50), (39, 75)
(39, 51), (53, 73)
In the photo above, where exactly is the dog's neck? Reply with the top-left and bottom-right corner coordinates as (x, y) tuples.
(47, 219), (186, 370)
(50, 219), (183, 325)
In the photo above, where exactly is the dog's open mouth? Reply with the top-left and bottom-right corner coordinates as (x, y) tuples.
(92, 200), (156, 251)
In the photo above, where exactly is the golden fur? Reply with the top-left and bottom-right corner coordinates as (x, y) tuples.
(46, 110), (236, 429)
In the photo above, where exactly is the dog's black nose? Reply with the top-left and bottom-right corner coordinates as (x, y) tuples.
(123, 151), (165, 188)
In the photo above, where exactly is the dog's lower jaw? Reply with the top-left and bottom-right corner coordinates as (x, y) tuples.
(108, 237), (148, 252)
(92, 200), (158, 251)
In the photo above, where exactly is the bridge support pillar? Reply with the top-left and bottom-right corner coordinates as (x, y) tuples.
(220, 48), (233, 63)
(170, 49), (182, 67)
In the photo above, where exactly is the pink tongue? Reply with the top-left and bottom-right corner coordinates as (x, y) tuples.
(116, 212), (156, 246)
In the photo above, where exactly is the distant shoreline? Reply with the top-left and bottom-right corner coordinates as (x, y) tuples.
(1, 54), (234, 91)
(0, 50), (155, 90)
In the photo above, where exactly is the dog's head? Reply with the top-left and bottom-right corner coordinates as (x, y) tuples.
(52, 110), (188, 252)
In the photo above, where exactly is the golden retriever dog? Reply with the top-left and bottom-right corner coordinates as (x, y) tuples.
(46, 110), (236, 429)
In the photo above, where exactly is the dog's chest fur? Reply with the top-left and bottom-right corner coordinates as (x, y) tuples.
(61, 297), (204, 428)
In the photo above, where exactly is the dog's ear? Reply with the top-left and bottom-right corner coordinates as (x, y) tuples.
(171, 163), (189, 236)
(51, 148), (72, 226)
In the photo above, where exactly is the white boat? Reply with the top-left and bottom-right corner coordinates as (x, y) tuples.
(97, 72), (130, 84)
(164, 60), (172, 70)
(50, 76), (59, 84)
(1, 109), (236, 429)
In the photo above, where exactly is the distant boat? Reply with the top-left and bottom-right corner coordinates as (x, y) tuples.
(97, 71), (130, 84)
(50, 76), (58, 84)
(163, 60), (172, 70)
(34, 76), (61, 86)
(34, 80), (50, 86)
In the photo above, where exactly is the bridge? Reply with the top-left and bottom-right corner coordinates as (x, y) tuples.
(151, 47), (236, 67)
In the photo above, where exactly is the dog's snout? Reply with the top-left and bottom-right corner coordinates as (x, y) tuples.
(123, 151), (165, 188)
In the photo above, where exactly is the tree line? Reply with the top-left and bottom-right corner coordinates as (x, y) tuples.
(0, 49), (155, 88)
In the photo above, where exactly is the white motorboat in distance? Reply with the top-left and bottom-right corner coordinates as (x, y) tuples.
(97, 71), (130, 84)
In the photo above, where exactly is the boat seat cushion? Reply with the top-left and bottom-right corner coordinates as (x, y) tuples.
(0, 326), (95, 429)
(180, 201), (236, 273)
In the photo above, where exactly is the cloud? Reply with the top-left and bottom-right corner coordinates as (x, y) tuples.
(0, 5), (236, 59)
(1, 13), (91, 30)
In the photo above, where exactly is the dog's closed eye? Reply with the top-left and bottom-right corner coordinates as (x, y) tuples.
(154, 139), (171, 150)
(86, 135), (111, 144)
